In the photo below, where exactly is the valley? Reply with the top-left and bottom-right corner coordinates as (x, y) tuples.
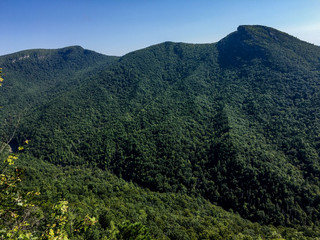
(1, 25), (320, 239)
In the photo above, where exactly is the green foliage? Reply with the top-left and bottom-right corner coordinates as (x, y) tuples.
(0, 152), (41, 239)
(0, 47), (118, 139)
(3, 26), (320, 238)
(0, 67), (3, 86)
(116, 221), (151, 240)
(16, 154), (319, 239)
(0, 152), (98, 239)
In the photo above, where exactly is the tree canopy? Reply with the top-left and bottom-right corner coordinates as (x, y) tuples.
(2, 25), (320, 239)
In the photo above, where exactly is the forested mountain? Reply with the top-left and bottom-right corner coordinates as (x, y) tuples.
(0, 46), (118, 142)
(2, 25), (320, 239)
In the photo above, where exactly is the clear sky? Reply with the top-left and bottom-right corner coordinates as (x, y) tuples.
(1, 0), (320, 56)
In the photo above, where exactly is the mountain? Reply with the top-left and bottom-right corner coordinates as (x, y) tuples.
(0, 45), (119, 104)
(0, 46), (118, 142)
(2, 25), (320, 239)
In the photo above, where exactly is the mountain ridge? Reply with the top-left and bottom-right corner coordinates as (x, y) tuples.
(0, 45), (119, 59)
(0, 45), (119, 143)
(2, 25), (320, 238)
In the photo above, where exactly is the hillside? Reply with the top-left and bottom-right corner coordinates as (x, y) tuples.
(2, 25), (320, 239)
(0, 46), (118, 143)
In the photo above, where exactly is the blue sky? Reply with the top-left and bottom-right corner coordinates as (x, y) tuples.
(1, 0), (320, 56)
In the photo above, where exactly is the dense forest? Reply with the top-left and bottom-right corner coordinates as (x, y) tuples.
(2, 25), (320, 239)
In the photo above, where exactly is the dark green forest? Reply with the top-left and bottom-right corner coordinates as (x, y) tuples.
(2, 25), (320, 239)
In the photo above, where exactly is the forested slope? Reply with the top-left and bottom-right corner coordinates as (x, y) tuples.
(0, 46), (118, 142)
(2, 25), (320, 238)
(17, 154), (315, 239)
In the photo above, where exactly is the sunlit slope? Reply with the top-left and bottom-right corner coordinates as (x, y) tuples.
(11, 26), (320, 227)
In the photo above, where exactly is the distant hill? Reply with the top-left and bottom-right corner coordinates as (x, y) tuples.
(0, 45), (118, 143)
(0, 45), (119, 109)
(2, 25), (320, 238)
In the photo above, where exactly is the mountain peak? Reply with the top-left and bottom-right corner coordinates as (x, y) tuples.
(237, 24), (277, 32)
(236, 25), (291, 43)
(216, 25), (320, 68)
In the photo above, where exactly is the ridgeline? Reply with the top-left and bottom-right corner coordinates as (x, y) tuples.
(2, 25), (320, 239)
